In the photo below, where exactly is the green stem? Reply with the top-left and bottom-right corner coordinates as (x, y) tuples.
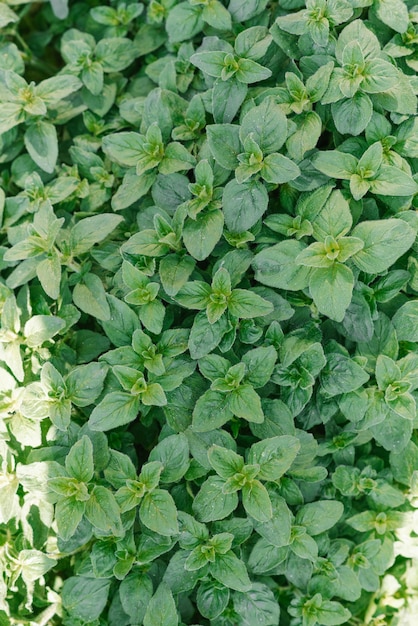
(13, 31), (32, 57)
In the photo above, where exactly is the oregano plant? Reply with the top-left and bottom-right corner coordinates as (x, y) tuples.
(1, 0), (418, 625)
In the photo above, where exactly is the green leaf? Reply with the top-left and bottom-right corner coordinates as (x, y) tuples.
(236, 58), (272, 83)
(193, 475), (238, 522)
(50, 399), (72, 431)
(88, 392), (141, 432)
(202, 0), (232, 29)
(390, 441), (418, 486)
(213, 78), (248, 124)
(70, 214), (123, 255)
(55, 498), (85, 541)
(317, 600), (352, 625)
(36, 253), (61, 300)
(228, 384), (264, 423)
(240, 98), (287, 154)
(161, 142), (196, 174)
(362, 59), (399, 94)
(296, 184), (334, 222)
(223, 179), (268, 231)
(143, 582), (179, 626)
(160, 254), (195, 296)
(306, 62), (334, 102)
(252, 240), (311, 291)
(188, 311), (229, 359)
(192, 390), (234, 432)
(311, 189), (352, 241)
(242, 346), (277, 388)
(166, 3), (204, 43)
(96, 37), (138, 72)
(309, 263), (354, 322)
(119, 571), (153, 623)
(228, 289), (273, 319)
(206, 301), (227, 324)
(234, 583), (281, 626)
(183, 210), (224, 261)
(199, 354), (230, 382)
(351, 219), (416, 273)
(295, 500), (344, 535)
(148, 434), (190, 483)
(286, 111), (323, 161)
(24, 121), (58, 173)
(387, 393), (416, 421)
(65, 436), (94, 483)
(0, 102), (23, 134)
(73, 273), (111, 321)
(235, 26), (272, 60)
(294, 242), (332, 269)
(242, 480), (272, 522)
(138, 461), (163, 491)
(112, 169), (156, 211)
(104, 449), (136, 488)
(142, 382), (167, 406)
(62, 577), (110, 622)
(229, 0), (268, 21)
(175, 281), (211, 310)
(369, 166), (418, 197)
(190, 50), (226, 78)
(335, 19), (381, 62)
(290, 531), (318, 562)
(102, 295), (141, 346)
(197, 579), (230, 620)
(261, 153), (300, 184)
(373, 270), (410, 303)
(371, 408), (413, 451)
(374, 0), (409, 33)
(355, 143), (384, 180)
(337, 291), (373, 342)
(312, 150), (357, 179)
(164, 550), (204, 593)
(375, 354), (400, 390)
(321, 353), (370, 396)
(208, 445), (244, 478)
(248, 436), (300, 481)
(252, 494), (292, 547)
(392, 301), (418, 342)
(210, 551), (251, 592)
(207, 124), (241, 170)
(331, 93), (373, 136)
(140, 489), (179, 536)
(65, 362), (108, 407)
(140, 300), (166, 335)
(85, 485), (123, 535)
(82, 62), (103, 95)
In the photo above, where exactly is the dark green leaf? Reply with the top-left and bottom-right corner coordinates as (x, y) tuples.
(207, 124), (241, 170)
(193, 476), (238, 522)
(295, 500), (344, 535)
(209, 551), (251, 592)
(223, 179), (268, 232)
(140, 489), (179, 536)
(143, 583), (179, 626)
(62, 578), (110, 622)
(88, 392), (141, 432)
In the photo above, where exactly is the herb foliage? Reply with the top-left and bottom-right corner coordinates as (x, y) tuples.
(1, 0), (418, 625)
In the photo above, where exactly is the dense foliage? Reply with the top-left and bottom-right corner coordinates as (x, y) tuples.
(1, 0), (418, 624)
